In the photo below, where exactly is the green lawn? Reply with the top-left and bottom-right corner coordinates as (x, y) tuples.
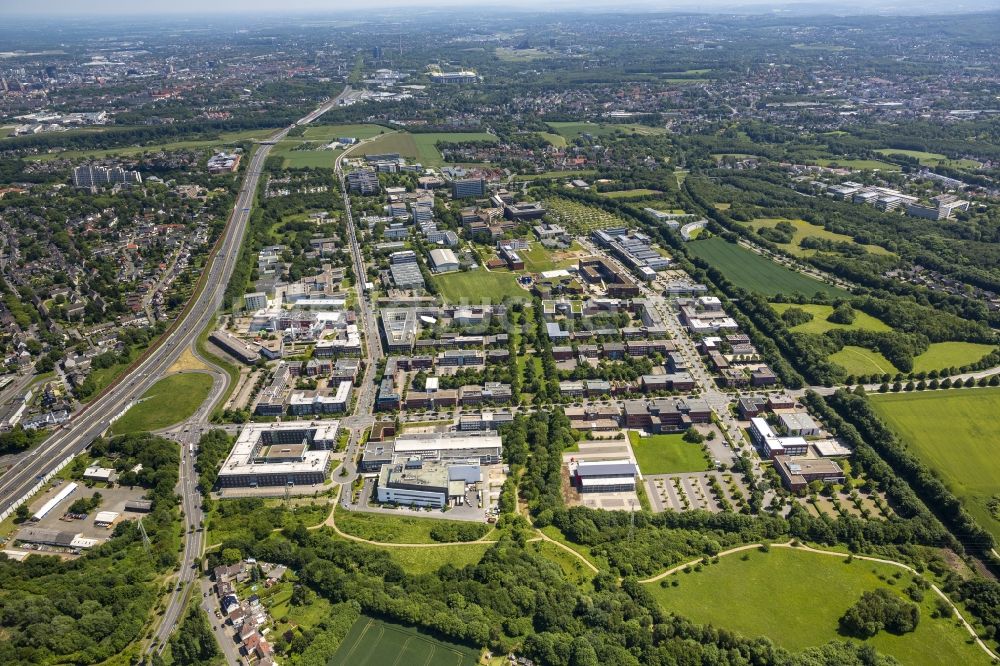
(771, 303), (892, 334)
(829, 346), (899, 376)
(646, 547), (989, 666)
(330, 616), (480, 666)
(911, 342), (996, 373)
(270, 140), (341, 168)
(686, 236), (847, 298)
(628, 432), (709, 474)
(334, 505), (489, 544)
(356, 131), (497, 167)
(110, 372), (213, 435)
(747, 218), (894, 257)
(433, 270), (528, 303)
(872, 388), (1000, 542)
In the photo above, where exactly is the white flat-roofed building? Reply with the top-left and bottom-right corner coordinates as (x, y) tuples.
(34, 482), (78, 520)
(391, 432), (502, 464)
(428, 248), (460, 273)
(216, 422), (339, 488)
(94, 511), (119, 527)
(83, 466), (116, 483)
(779, 412), (821, 437)
(375, 461), (477, 508)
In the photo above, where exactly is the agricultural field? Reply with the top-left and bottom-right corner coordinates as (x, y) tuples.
(495, 47), (552, 61)
(646, 547), (988, 665)
(875, 148), (980, 170)
(628, 432), (710, 475)
(270, 140), (340, 168)
(329, 616), (480, 666)
(686, 236), (848, 298)
(110, 372), (214, 435)
(433, 270), (528, 303)
(513, 169), (598, 181)
(872, 388), (1000, 542)
(356, 131), (497, 167)
(809, 157), (900, 171)
(545, 121), (668, 139)
(771, 302), (892, 334)
(745, 218), (894, 257)
(600, 188), (663, 199)
(25, 128), (277, 162)
(544, 197), (629, 233)
(300, 123), (390, 141)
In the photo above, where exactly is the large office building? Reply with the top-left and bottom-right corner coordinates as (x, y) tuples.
(429, 70), (478, 84)
(360, 431), (502, 472)
(348, 168), (380, 195)
(72, 164), (142, 188)
(216, 422), (339, 488)
(375, 460), (481, 508)
(389, 250), (425, 290)
(452, 177), (485, 199)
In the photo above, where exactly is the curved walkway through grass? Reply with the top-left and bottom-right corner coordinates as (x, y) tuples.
(639, 540), (998, 662)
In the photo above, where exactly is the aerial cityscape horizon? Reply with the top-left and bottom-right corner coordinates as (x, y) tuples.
(0, 4), (998, 666)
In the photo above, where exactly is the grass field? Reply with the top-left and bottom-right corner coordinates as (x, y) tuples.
(357, 131), (497, 167)
(910, 342), (996, 373)
(518, 241), (583, 272)
(26, 128), (276, 162)
(771, 303), (892, 334)
(301, 124), (390, 141)
(388, 543), (492, 575)
(495, 47), (552, 61)
(628, 431), (709, 474)
(334, 506), (489, 544)
(746, 218), (894, 258)
(828, 342), (996, 377)
(270, 140), (341, 168)
(528, 539), (595, 589)
(110, 372), (213, 435)
(646, 547), (988, 665)
(829, 346), (899, 376)
(686, 237), (847, 298)
(539, 131), (568, 147)
(546, 121), (668, 139)
(875, 148), (980, 170)
(600, 188), (663, 199)
(329, 616), (480, 666)
(872, 388), (1000, 542)
(433, 270), (528, 303)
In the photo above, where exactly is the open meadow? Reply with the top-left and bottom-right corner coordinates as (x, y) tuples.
(872, 388), (1000, 542)
(771, 302), (892, 334)
(646, 547), (990, 666)
(357, 131), (497, 167)
(433, 270), (528, 303)
(746, 218), (894, 258)
(110, 372), (213, 435)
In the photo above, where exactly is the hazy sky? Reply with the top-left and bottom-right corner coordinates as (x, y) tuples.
(5, 0), (1000, 14)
